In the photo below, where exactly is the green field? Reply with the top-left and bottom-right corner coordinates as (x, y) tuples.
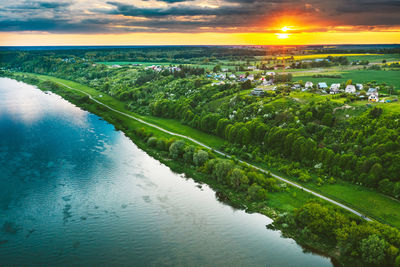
(97, 61), (174, 66)
(280, 53), (400, 63)
(293, 69), (400, 89)
(21, 73), (400, 229)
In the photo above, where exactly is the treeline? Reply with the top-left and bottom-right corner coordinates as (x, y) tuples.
(275, 201), (400, 266)
(149, 93), (400, 199)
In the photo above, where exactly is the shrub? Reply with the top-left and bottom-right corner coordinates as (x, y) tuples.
(147, 137), (158, 148)
(183, 145), (195, 164)
(169, 140), (186, 159)
(193, 150), (209, 166)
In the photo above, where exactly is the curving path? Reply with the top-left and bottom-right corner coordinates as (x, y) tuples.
(53, 79), (372, 222)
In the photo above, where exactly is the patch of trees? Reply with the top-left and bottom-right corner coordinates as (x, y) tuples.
(275, 201), (400, 266)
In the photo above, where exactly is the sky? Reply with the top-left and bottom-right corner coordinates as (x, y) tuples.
(0, 0), (399, 45)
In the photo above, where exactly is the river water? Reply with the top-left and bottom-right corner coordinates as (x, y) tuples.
(0, 77), (332, 266)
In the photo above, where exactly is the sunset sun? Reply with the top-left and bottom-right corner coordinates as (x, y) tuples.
(275, 26), (291, 39)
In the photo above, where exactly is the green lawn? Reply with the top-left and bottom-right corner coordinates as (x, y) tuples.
(308, 183), (400, 228)
(22, 72), (400, 228)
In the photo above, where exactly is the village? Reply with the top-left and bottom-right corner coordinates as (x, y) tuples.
(135, 62), (398, 104)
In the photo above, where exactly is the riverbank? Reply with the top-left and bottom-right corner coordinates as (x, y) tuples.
(3, 72), (400, 266)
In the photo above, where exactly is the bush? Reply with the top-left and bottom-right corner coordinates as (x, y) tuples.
(193, 150), (209, 166)
(156, 139), (168, 151)
(147, 137), (158, 148)
(247, 183), (268, 201)
(169, 140), (186, 159)
(183, 145), (195, 164)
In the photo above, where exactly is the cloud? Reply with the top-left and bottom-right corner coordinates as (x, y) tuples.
(8, 1), (71, 10)
(0, 0), (399, 34)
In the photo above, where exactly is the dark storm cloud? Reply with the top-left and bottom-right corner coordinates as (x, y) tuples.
(8, 1), (71, 10)
(0, 0), (399, 33)
(144, 0), (194, 2)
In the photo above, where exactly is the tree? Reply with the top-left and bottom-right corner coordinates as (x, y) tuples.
(147, 137), (158, 147)
(345, 79), (352, 87)
(321, 113), (334, 127)
(193, 150), (209, 166)
(247, 183), (267, 201)
(169, 140), (186, 159)
(360, 234), (387, 265)
(213, 160), (234, 183)
(241, 79), (252, 90)
(183, 145), (195, 163)
(237, 127), (251, 145)
(229, 168), (249, 189)
(213, 65), (221, 72)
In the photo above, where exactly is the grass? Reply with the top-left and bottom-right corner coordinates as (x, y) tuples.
(278, 54), (400, 63)
(255, 161), (400, 228)
(293, 69), (400, 89)
(97, 61), (175, 66)
(17, 72), (400, 228)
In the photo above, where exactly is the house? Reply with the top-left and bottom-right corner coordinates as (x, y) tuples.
(369, 95), (379, 102)
(247, 74), (255, 81)
(318, 82), (328, 90)
(356, 84), (363, 90)
(292, 84), (302, 90)
(247, 66), (257, 70)
(229, 74), (236, 79)
(330, 83), (341, 91)
(266, 72), (275, 76)
(211, 81), (225, 86)
(222, 68), (229, 72)
(251, 88), (265, 96)
(367, 88), (378, 96)
(345, 85), (356, 94)
(305, 81), (313, 89)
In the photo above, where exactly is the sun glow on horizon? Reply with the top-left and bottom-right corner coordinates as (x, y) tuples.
(275, 26), (292, 39)
(276, 33), (290, 39)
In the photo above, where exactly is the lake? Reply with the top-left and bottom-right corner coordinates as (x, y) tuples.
(0, 77), (332, 266)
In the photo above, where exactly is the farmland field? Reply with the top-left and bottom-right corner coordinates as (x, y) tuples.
(293, 69), (400, 89)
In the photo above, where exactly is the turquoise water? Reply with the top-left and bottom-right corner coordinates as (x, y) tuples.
(0, 78), (332, 266)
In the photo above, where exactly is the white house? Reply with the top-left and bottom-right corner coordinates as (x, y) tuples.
(345, 85), (356, 94)
(247, 74), (255, 81)
(305, 81), (313, 89)
(356, 84), (363, 90)
(367, 88), (378, 96)
(318, 82), (328, 89)
(330, 83), (341, 91)
(266, 72), (275, 76)
(229, 74), (236, 79)
(292, 84), (302, 90)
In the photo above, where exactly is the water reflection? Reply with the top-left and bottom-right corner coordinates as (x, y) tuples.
(0, 78), (87, 126)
